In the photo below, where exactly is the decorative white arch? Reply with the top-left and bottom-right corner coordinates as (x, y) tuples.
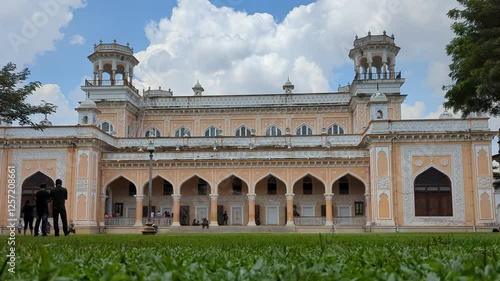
(291, 173), (327, 194)
(178, 174), (213, 195)
(252, 172), (288, 194)
(331, 172), (368, 194)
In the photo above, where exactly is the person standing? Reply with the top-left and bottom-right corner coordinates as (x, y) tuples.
(34, 184), (50, 236)
(50, 179), (69, 236)
(21, 200), (34, 235)
(223, 211), (228, 225)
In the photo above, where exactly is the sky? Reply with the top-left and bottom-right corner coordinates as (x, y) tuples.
(1, 0), (499, 152)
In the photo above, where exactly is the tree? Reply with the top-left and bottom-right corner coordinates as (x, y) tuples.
(443, 0), (500, 117)
(0, 62), (57, 129)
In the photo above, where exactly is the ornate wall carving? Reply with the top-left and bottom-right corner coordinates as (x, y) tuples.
(401, 145), (465, 225)
(377, 177), (390, 190)
(13, 150), (67, 213)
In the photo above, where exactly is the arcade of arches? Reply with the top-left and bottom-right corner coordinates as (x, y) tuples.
(103, 171), (367, 227)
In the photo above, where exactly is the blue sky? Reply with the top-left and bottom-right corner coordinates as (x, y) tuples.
(2, 0), (498, 152)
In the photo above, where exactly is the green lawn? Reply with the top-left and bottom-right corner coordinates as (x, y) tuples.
(2, 233), (500, 280)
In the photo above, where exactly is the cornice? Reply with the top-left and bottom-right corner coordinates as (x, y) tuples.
(101, 158), (370, 169)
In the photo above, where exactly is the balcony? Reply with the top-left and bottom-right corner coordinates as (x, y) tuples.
(294, 216), (366, 226)
(354, 71), (402, 81)
(83, 79), (138, 94)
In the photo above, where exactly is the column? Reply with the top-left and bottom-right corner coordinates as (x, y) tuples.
(324, 193), (334, 226)
(365, 193), (372, 226)
(209, 194), (219, 227)
(93, 72), (98, 85)
(98, 70), (103, 85)
(171, 194), (181, 226)
(368, 62), (373, 79)
(286, 194), (294, 226)
(247, 194), (256, 226)
(133, 195), (144, 227)
(98, 194), (107, 227)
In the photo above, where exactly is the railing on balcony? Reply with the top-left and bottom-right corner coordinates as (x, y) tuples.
(294, 216), (326, 226)
(142, 217), (173, 227)
(104, 217), (173, 226)
(84, 79), (138, 94)
(104, 217), (136, 226)
(354, 71), (402, 81)
(333, 217), (366, 226)
(294, 216), (366, 226)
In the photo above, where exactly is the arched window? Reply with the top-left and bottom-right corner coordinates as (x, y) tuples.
(339, 176), (349, 194)
(174, 127), (191, 137)
(268, 177), (277, 195)
(235, 126), (251, 137)
(376, 110), (383, 119)
(204, 126), (220, 137)
(327, 124), (345, 135)
(296, 124), (313, 135)
(265, 125), (282, 136)
(198, 179), (208, 195)
(145, 127), (161, 138)
(303, 176), (313, 195)
(414, 167), (453, 216)
(98, 121), (114, 134)
(82, 116), (88, 124)
(232, 178), (242, 195)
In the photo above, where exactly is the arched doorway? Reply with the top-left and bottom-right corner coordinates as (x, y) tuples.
(414, 167), (453, 217)
(141, 176), (174, 225)
(218, 175), (249, 225)
(332, 174), (366, 225)
(22, 172), (54, 217)
(179, 176), (212, 226)
(254, 175), (286, 225)
(292, 175), (325, 225)
(105, 176), (136, 225)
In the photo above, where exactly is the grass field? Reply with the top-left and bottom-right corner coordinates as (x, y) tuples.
(2, 233), (500, 280)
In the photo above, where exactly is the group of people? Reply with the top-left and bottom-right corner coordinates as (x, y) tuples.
(19, 179), (73, 237)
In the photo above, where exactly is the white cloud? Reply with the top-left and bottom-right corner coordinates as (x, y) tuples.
(426, 61), (452, 97)
(134, 0), (458, 95)
(25, 84), (78, 125)
(401, 102), (427, 119)
(0, 0), (86, 66)
(70, 34), (85, 46)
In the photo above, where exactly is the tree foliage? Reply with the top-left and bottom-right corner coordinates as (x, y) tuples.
(0, 62), (56, 129)
(443, 0), (500, 117)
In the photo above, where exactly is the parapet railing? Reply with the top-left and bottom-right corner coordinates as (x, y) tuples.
(84, 79), (138, 94)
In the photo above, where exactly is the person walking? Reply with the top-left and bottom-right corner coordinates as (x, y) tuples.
(21, 200), (34, 235)
(50, 179), (69, 236)
(34, 184), (50, 236)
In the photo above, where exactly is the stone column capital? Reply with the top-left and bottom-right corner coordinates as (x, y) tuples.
(209, 194), (219, 200)
(99, 194), (108, 201)
(171, 194), (181, 201)
(134, 195), (145, 201)
(285, 194), (294, 200)
(324, 193), (334, 200)
(364, 193), (371, 198)
(247, 194), (256, 201)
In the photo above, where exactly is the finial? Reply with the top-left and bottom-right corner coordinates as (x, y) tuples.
(355, 34), (358, 39)
(99, 39), (103, 44)
(383, 30), (386, 35)
(93, 43), (96, 47)
(368, 31), (371, 36)
(113, 39), (117, 43)
(126, 42), (130, 46)
(391, 34), (395, 39)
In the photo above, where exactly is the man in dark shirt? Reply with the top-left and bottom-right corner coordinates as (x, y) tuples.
(21, 200), (34, 235)
(50, 179), (69, 236)
(34, 184), (50, 236)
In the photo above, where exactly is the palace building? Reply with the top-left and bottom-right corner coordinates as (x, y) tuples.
(1, 33), (498, 233)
